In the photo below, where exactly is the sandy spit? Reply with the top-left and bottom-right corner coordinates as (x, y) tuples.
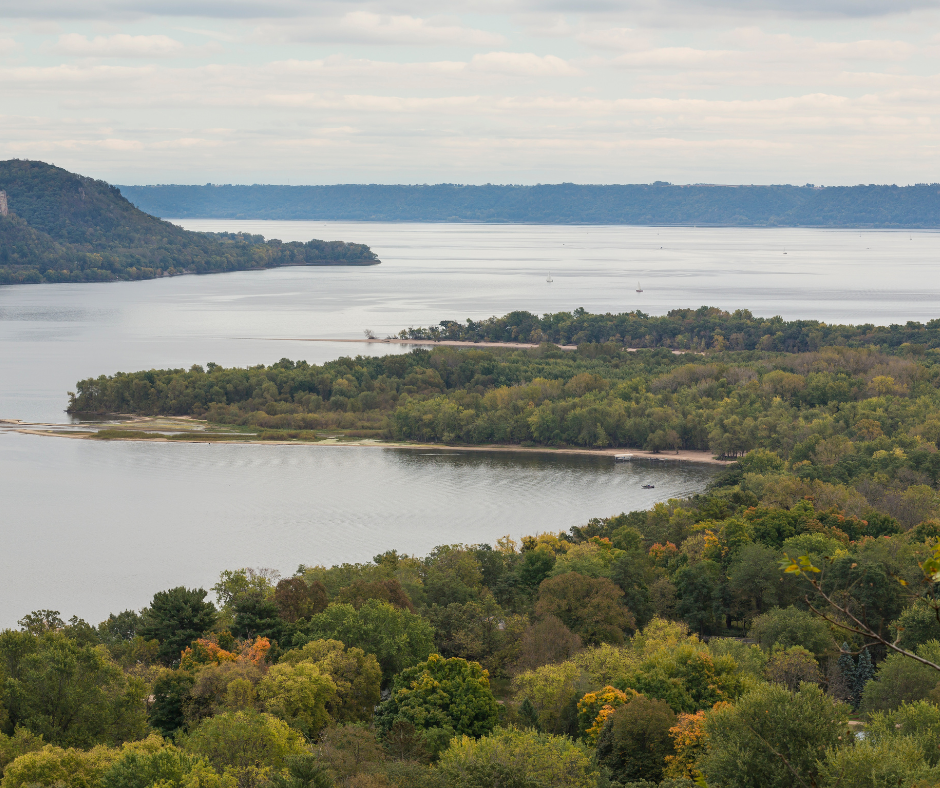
(9, 426), (731, 466)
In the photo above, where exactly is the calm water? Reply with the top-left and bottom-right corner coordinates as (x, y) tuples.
(1, 222), (937, 626)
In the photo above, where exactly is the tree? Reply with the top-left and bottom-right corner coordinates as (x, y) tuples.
(149, 670), (196, 738)
(436, 727), (598, 788)
(860, 642), (940, 713)
(257, 663), (336, 738)
(0, 631), (148, 747)
(279, 640), (381, 724)
(101, 745), (220, 788)
(673, 560), (726, 636)
(374, 654), (499, 757)
(595, 695), (677, 784)
(513, 615), (582, 673)
(428, 595), (526, 677)
(138, 588), (217, 666)
(701, 683), (849, 788)
(180, 710), (306, 774)
(303, 600), (434, 686)
(535, 572), (634, 645)
(335, 579), (414, 612)
(510, 661), (581, 736)
(748, 606), (837, 660)
(231, 593), (284, 643)
(273, 579), (328, 623)
(265, 754), (334, 788)
(763, 647), (822, 692)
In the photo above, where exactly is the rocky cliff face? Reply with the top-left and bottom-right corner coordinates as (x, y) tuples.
(0, 191), (8, 217)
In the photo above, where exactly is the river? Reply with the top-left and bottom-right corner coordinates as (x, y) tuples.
(1, 222), (935, 626)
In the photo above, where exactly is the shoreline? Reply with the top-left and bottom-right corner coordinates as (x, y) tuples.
(4, 420), (731, 466)
(264, 338), (701, 355)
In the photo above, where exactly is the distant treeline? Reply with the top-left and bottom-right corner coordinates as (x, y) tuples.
(402, 307), (940, 352)
(0, 160), (379, 285)
(118, 182), (940, 227)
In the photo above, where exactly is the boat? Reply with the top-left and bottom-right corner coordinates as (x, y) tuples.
(614, 454), (634, 462)
(642, 484), (655, 489)
(636, 281), (643, 293)
(546, 272), (553, 283)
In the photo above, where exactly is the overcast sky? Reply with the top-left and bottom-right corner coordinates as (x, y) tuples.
(2, 0), (939, 185)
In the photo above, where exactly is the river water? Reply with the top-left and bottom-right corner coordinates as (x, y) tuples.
(1, 222), (936, 626)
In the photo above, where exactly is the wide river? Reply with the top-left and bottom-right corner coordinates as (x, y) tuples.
(1, 222), (936, 626)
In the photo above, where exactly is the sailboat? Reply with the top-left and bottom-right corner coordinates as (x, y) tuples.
(636, 281), (643, 293)
(546, 272), (553, 283)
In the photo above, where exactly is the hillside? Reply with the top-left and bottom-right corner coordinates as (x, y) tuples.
(118, 182), (940, 227)
(0, 160), (379, 285)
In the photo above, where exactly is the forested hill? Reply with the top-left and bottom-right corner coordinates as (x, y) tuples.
(118, 182), (940, 227)
(0, 160), (379, 285)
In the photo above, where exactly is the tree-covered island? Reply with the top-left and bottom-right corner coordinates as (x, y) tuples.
(0, 160), (379, 285)
(7, 306), (940, 787)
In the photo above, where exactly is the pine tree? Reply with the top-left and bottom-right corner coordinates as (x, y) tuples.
(854, 648), (875, 705)
(837, 642), (859, 709)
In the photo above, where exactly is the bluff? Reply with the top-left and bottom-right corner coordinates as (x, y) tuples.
(118, 182), (940, 227)
(0, 160), (379, 285)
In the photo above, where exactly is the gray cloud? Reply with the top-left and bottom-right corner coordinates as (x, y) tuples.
(2, 0), (937, 20)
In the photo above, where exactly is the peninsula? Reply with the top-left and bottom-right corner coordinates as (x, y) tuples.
(0, 160), (379, 285)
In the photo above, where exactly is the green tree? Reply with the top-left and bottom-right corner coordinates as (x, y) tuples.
(0, 631), (148, 747)
(303, 600), (434, 686)
(180, 710), (306, 774)
(595, 695), (677, 784)
(149, 670), (196, 738)
(763, 647), (822, 692)
(231, 594), (284, 643)
(819, 737), (940, 788)
(257, 663), (335, 738)
(701, 683), (849, 788)
(279, 640), (381, 724)
(101, 745), (219, 788)
(535, 572), (634, 645)
(138, 588), (217, 666)
(265, 754), (334, 788)
(374, 654), (499, 757)
(748, 606), (837, 660)
(860, 642), (940, 713)
(436, 727), (598, 788)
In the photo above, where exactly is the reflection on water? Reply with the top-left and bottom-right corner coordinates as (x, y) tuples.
(0, 431), (716, 627)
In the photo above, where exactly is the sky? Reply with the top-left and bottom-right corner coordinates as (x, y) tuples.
(1, 0), (940, 185)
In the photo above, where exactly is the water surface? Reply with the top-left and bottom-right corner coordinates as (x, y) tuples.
(2, 222), (936, 626)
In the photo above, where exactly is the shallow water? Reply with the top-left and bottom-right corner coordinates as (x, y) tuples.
(0, 431), (715, 626)
(1, 222), (936, 626)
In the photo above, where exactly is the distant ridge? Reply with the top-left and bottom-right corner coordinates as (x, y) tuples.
(117, 182), (940, 227)
(0, 160), (379, 285)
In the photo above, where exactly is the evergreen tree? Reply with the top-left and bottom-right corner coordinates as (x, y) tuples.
(837, 643), (859, 709)
(854, 648), (875, 703)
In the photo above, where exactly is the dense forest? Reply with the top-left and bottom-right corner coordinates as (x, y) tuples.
(0, 160), (379, 285)
(119, 182), (940, 227)
(11, 310), (940, 787)
(401, 306), (940, 351)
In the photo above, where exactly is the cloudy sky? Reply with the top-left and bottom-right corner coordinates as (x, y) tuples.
(2, 0), (939, 185)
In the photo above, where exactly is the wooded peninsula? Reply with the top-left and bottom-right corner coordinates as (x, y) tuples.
(7, 307), (940, 788)
(0, 160), (379, 285)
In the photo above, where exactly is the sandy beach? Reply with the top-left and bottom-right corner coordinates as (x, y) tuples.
(5, 418), (731, 466)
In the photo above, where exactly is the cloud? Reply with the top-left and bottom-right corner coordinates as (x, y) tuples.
(256, 13), (505, 46)
(2, 0), (937, 21)
(469, 51), (581, 76)
(51, 33), (185, 57)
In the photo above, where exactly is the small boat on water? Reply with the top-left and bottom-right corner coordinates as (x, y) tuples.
(642, 484), (655, 489)
(547, 272), (553, 283)
(636, 281), (643, 292)
(614, 454), (634, 462)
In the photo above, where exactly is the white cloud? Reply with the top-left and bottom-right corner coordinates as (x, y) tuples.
(469, 51), (581, 76)
(52, 33), (184, 57)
